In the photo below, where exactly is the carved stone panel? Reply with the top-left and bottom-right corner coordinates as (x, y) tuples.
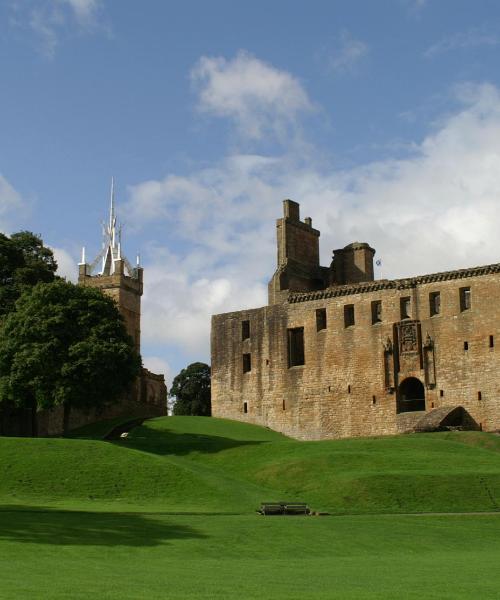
(398, 321), (419, 354)
(395, 320), (423, 376)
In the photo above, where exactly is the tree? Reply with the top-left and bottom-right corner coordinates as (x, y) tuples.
(170, 362), (211, 416)
(0, 280), (141, 433)
(0, 231), (58, 317)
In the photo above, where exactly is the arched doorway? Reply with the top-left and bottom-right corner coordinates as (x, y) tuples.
(397, 377), (425, 413)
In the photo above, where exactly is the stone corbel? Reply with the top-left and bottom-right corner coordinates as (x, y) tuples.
(383, 337), (395, 393)
(423, 332), (436, 389)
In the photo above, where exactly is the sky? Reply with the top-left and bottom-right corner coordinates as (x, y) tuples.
(2, 0), (500, 386)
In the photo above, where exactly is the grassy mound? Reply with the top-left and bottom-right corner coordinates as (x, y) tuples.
(1, 416), (499, 514)
(1, 417), (500, 599)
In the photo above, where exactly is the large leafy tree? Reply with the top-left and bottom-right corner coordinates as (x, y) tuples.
(0, 280), (141, 433)
(0, 231), (58, 317)
(170, 362), (211, 416)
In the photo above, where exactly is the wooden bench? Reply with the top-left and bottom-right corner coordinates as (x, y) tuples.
(259, 502), (311, 516)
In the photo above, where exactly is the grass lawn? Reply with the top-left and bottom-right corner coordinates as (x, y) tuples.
(1, 416), (500, 598)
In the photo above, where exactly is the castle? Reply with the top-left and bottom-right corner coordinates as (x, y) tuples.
(211, 199), (500, 440)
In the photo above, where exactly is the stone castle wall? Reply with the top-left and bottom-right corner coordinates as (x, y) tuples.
(211, 200), (500, 440)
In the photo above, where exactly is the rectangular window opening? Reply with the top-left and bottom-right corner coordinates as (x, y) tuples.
(372, 395), (376, 405)
(348, 384), (351, 394)
(316, 308), (327, 331)
(282, 399), (286, 411)
(429, 291), (441, 316)
(489, 335), (494, 348)
(243, 402), (248, 414)
(460, 287), (471, 312)
(440, 389), (444, 397)
(344, 304), (355, 328)
(464, 341), (469, 351)
(371, 300), (382, 324)
(478, 391), (482, 401)
(287, 327), (305, 367)
(241, 320), (250, 340)
(242, 353), (251, 373)
(400, 297), (411, 320)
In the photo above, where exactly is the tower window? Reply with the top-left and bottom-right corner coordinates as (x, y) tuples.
(316, 308), (327, 331)
(243, 402), (248, 414)
(242, 320), (250, 340)
(400, 297), (411, 320)
(371, 300), (382, 324)
(287, 327), (305, 367)
(464, 341), (469, 351)
(460, 287), (471, 312)
(344, 304), (355, 327)
(489, 335), (494, 348)
(429, 292), (441, 316)
(242, 353), (251, 373)
(478, 391), (482, 401)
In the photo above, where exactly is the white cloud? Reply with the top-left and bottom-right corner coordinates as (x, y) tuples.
(0, 174), (26, 233)
(327, 31), (368, 73)
(50, 247), (77, 282)
(9, 0), (103, 58)
(191, 51), (314, 140)
(425, 27), (500, 58)
(59, 0), (101, 23)
(130, 81), (500, 363)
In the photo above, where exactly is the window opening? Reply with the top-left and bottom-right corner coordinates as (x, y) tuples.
(429, 292), (441, 316)
(287, 327), (305, 367)
(347, 384), (351, 394)
(400, 297), (411, 320)
(242, 320), (250, 340)
(464, 341), (468, 351)
(242, 353), (251, 373)
(372, 395), (376, 405)
(371, 300), (382, 324)
(440, 390), (444, 397)
(344, 304), (355, 327)
(489, 335), (494, 348)
(282, 399), (286, 411)
(243, 402), (248, 414)
(460, 287), (471, 312)
(478, 391), (482, 401)
(316, 308), (327, 331)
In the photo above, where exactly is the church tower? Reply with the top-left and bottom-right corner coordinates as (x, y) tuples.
(78, 178), (143, 352)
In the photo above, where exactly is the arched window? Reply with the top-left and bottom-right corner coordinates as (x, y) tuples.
(397, 377), (425, 413)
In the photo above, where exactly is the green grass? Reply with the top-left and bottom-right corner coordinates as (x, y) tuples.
(1, 416), (500, 598)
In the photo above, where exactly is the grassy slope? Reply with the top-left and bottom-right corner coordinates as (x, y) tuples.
(122, 416), (500, 513)
(1, 417), (500, 599)
(1, 416), (499, 513)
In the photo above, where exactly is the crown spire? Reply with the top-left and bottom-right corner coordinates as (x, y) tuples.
(82, 179), (139, 278)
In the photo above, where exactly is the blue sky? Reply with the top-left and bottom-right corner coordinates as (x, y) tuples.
(2, 0), (500, 384)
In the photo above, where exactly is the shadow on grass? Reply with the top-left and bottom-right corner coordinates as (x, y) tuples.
(118, 427), (267, 456)
(0, 506), (207, 547)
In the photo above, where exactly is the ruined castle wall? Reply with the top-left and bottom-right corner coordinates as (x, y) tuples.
(211, 271), (500, 439)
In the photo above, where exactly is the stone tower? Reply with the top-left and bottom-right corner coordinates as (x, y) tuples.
(268, 199), (329, 304)
(77, 178), (143, 352)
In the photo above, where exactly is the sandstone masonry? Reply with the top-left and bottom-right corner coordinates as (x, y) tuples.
(211, 200), (500, 439)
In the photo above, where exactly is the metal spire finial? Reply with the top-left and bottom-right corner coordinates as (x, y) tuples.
(84, 179), (141, 279)
(110, 176), (115, 231)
